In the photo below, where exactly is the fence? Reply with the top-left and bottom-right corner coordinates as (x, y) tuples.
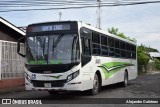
(0, 40), (25, 80)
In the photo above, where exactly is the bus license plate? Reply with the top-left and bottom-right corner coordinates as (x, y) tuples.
(44, 83), (51, 87)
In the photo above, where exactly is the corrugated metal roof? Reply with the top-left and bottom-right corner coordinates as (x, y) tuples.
(0, 17), (25, 36)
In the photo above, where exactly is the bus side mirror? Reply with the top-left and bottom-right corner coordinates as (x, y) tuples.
(17, 37), (26, 57)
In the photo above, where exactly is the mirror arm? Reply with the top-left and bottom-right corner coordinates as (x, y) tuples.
(17, 36), (26, 57)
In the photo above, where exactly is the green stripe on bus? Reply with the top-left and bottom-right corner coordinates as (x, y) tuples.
(102, 62), (133, 69)
(99, 62), (134, 79)
(99, 66), (125, 79)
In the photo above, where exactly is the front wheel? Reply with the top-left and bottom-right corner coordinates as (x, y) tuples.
(88, 74), (100, 95)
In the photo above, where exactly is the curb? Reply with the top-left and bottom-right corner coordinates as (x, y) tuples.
(0, 86), (25, 95)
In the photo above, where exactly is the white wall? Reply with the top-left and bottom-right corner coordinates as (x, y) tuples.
(0, 40), (25, 80)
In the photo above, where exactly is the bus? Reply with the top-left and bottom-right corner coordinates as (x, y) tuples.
(17, 21), (137, 95)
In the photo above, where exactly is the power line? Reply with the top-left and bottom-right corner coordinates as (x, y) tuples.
(1, 0), (160, 12)
(0, 3), (102, 7)
(0, 0), (159, 7)
(0, 0), (157, 6)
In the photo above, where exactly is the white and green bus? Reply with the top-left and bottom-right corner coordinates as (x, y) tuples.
(17, 21), (137, 95)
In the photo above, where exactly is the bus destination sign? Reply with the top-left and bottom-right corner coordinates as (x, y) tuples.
(28, 24), (71, 32)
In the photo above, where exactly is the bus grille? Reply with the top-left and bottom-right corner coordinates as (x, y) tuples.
(32, 80), (66, 87)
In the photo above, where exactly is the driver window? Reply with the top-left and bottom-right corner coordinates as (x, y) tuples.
(80, 28), (91, 56)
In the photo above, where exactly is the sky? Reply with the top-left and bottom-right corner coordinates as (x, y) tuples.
(1, 1), (160, 51)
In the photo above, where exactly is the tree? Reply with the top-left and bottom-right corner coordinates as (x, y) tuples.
(146, 47), (159, 52)
(108, 27), (160, 73)
(108, 27), (151, 74)
(117, 32), (126, 39)
(108, 27), (137, 43)
(108, 27), (118, 35)
(137, 44), (150, 73)
(154, 58), (160, 70)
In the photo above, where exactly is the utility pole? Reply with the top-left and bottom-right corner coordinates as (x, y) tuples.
(59, 11), (62, 21)
(96, 0), (102, 29)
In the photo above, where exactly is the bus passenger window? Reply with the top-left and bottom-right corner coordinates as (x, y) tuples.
(81, 37), (91, 56)
(121, 50), (126, 58)
(115, 49), (120, 57)
(92, 44), (101, 55)
(92, 33), (100, 44)
(115, 39), (120, 48)
(101, 36), (107, 46)
(101, 46), (108, 56)
(109, 47), (115, 56)
(108, 37), (114, 47)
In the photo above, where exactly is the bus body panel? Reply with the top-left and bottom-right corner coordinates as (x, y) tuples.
(88, 56), (137, 86)
(23, 21), (137, 92)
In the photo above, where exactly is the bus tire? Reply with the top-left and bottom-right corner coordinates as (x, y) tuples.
(48, 91), (59, 95)
(88, 74), (99, 95)
(121, 71), (128, 87)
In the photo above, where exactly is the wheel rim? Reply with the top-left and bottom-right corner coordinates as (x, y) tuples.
(93, 75), (99, 92)
(124, 74), (128, 86)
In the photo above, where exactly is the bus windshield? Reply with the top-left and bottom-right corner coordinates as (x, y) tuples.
(26, 34), (80, 65)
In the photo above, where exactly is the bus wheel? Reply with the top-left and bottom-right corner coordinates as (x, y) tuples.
(48, 91), (59, 95)
(89, 74), (99, 95)
(121, 72), (128, 87)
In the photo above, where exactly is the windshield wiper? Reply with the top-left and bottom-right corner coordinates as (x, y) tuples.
(53, 34), (64, 48)
(36, 36), (44, 48)
(26, 39), (37, 61)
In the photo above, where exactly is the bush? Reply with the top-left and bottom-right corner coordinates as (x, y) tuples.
(154, 59), (160, 70)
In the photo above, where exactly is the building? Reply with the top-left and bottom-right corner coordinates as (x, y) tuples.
(149, 52), (160, 59)
(0, 17), (25, 89)
(0, 17), (25, 41)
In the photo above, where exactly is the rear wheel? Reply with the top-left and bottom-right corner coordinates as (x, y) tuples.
(121, 72), (128, 87)
(88, 74), (100, 95)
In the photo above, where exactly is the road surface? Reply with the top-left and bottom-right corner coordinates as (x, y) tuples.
(0, 73), (160, 107)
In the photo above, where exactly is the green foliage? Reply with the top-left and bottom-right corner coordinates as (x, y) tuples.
(108, 27), (159, 74)
(108, 27), (118, 35)
(138, 44), (159, 52)
(137, 45), (150, 73)
(108, 27), (137, 43)
(117, 32), (126, 39)
(154, 58), (160, 70)
(108, 27), (150, 74)
(147, 47), (159, 52)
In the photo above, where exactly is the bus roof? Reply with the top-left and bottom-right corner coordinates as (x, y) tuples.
(78, 21), (136, 45)
(28, 20), (77, 26)
(28, 20), (136, 45)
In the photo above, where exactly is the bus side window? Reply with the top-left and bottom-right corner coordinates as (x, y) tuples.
(80, 28), (91, 56)
(92, 32), (101, 55)
(81, 37), (91, 56)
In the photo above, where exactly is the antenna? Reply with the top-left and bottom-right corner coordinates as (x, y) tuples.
(96, 0), (102, 29)
(59, 11), (62, 21)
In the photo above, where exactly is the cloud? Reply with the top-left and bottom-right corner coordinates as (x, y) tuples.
(1, 2), (160, 51)
(99, 3), (160, 51)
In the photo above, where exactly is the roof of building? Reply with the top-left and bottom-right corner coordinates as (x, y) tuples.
(0, 17), (25, 39)
(149, 52), (160, 58)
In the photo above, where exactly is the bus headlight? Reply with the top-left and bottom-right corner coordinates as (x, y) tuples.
(67, 70), (79, 82)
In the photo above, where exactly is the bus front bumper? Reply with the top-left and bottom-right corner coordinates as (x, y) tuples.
(25, 81), (83, 91)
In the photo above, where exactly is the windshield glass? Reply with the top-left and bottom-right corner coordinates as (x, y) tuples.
(26, 34), (80, 65)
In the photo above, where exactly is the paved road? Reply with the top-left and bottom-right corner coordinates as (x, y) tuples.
(0, 73), (160, 107)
